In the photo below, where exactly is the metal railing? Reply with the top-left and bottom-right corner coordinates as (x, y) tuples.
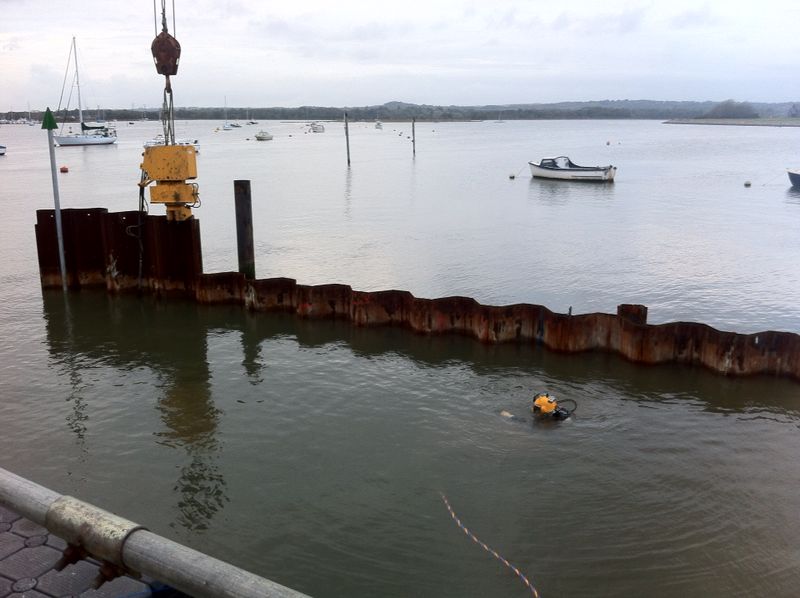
(0, 466), (311, 598)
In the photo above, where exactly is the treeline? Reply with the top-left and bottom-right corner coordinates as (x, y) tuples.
(14, 99), (800, 123)
(698, 99), (758, 119)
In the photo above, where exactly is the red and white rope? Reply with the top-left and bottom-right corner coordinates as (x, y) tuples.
(440, 493), (539, 597)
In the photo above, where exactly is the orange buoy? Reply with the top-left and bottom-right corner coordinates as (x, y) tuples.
(59, 166), (69, 173)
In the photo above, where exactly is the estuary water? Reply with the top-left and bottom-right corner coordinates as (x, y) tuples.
(1, 119), (800, 597)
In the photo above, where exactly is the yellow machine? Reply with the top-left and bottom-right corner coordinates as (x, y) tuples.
(139, 145), (199, 221)
(138, 3), (199, 222)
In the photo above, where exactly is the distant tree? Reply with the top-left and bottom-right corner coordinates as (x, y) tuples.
(702, 100), (759, 119)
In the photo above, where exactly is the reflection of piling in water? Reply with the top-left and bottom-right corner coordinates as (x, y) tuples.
(35, 207), (800, 381)
(42, 288), (228, 533)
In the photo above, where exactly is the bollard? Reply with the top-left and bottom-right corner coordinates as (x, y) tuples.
(234, 180), (255, 280)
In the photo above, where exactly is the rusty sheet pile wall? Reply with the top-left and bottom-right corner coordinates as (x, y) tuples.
(35, 209), (800, 380)
(36, 208), (202, 294)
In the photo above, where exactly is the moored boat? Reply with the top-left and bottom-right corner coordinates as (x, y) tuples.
(0, 145), (5, 156)
(254, 130), (273, 141)
(309, 122), (325, 133)
(144, 134), (200, 151)
(54, 37), (117, 147)
(529, 156), (616, 182)
(788, 169), (800, 187)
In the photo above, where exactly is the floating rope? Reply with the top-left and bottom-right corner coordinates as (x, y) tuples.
(440, 493), (539, 597)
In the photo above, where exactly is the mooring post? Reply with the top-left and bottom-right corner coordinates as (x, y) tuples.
(344, 111), (351, 166)
(42, 108), (68, 292)
(233, 180), (255, 279)
(412, 117), (416, 156)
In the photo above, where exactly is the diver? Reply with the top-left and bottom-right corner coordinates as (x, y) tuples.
(531, 392), (576, 420)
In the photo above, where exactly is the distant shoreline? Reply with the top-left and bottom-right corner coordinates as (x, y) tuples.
(664, 118), (800, 127)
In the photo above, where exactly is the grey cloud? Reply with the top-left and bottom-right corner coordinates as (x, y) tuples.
(549, 6), (648, 35)
(669, 8), (721, 29)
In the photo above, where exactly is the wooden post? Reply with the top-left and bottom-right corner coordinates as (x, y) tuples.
(412, 117), (416, 156)
(233, 180), (255, 279)
(344, 111), (351, 166)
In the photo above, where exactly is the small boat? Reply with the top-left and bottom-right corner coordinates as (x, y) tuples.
(309, 122), (325, 133)
(54, 37), (117, 146)
(788, 170), (800, 187)
(144, 134), (200, 151)
(529, 156), (616, 182)
(254, 130), (273, 141)
(0, 145), (5, 156)
(375, 121), (383, 130)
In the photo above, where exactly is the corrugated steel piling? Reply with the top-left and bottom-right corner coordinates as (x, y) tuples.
(0, 466), (311, 598)
(33, 207), (800, 381)
(234, 180), (255, 280)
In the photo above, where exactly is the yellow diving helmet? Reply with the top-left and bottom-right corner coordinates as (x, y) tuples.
(532, 392), (558, 415)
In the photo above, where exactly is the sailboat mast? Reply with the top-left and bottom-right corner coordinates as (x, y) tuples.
(72, 37), (84, 125)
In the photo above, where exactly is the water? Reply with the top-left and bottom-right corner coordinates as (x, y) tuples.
(1, 119), (800, 597)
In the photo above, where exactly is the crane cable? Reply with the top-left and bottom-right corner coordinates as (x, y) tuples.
(153, 0), (177, 145)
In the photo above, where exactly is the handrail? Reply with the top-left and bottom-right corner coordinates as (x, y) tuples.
(0, 466), (311, 598)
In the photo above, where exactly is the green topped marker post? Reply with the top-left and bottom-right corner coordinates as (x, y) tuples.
(42, 107), (67, 292)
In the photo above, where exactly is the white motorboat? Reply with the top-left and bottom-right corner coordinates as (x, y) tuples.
(529, 156), (616, 182)
(54, 37), (117, 146)
(254, 130), (273, 141)
(309, 122), (325, 133)
(144, 134), (200, 151)
(375, 121), (383, 130)
(0, 145), (5, 156)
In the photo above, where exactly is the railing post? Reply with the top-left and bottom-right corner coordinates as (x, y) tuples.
(234, 180), (255, 280)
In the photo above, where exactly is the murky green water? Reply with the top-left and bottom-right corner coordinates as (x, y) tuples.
(1, 290), (795, 597)
(1, 120), (800, 596)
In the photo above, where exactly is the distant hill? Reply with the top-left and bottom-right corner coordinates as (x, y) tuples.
(19, 100), (800, 123)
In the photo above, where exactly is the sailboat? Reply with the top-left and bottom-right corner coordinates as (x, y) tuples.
(221, 96), (232, 130)
(54, 37), (117, 146)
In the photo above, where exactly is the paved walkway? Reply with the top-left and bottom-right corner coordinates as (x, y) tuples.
(0, 505), (187, 598)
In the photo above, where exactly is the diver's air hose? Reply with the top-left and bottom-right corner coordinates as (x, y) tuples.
(557, 398), (577, 416)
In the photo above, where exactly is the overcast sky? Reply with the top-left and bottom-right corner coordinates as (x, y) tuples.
(2, 0), (799, 111)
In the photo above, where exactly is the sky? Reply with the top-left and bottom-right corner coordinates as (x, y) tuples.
(2, 0), (800, 111)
